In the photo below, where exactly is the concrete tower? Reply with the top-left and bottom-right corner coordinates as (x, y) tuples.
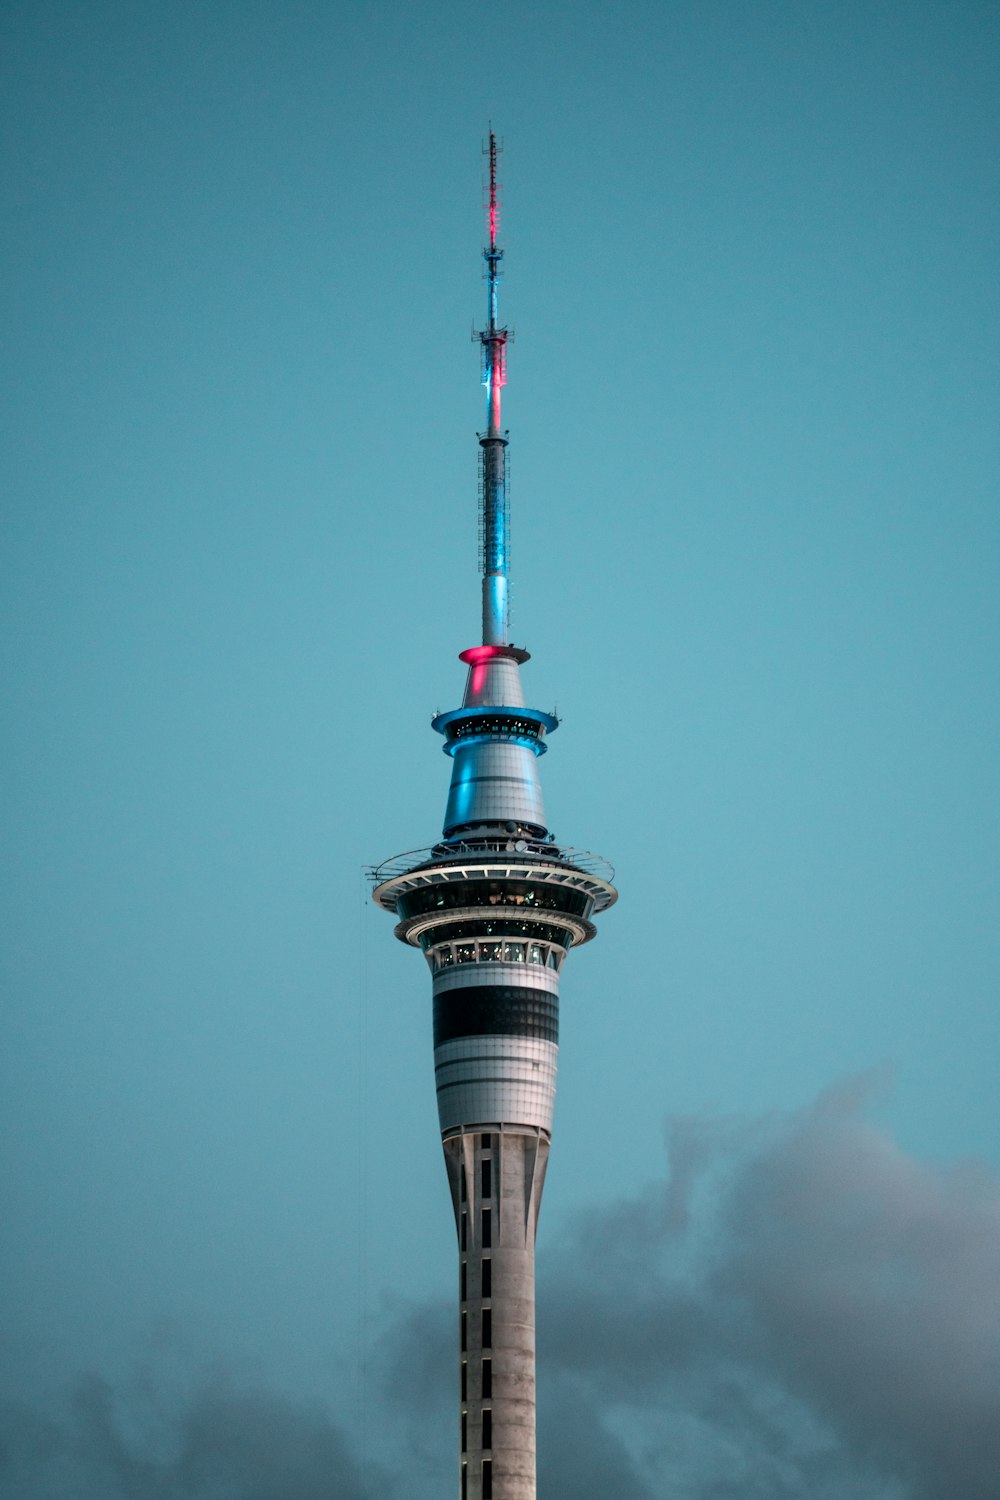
(370, 134), (616, 1500)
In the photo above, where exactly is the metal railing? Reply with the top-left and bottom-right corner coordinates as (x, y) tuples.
(367, 837), (615, 888)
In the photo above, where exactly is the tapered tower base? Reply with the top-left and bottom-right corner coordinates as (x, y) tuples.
(444, 1127), (549, 1500)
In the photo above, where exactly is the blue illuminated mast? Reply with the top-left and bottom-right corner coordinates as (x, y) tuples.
(479, 130), (510, 646)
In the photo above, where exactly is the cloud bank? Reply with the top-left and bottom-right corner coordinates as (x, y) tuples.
(4, 1078), (998, 1499)
(0, 1372), (378, 1500)
(534, 1074), (1000, 1499)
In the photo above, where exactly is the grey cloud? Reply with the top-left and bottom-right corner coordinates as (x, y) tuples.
(0, 1372), (377, 1500)
(538, 1075), (1000, 1499)
(536, 1371), (657, 1500)
(716, 1079), (1000, 1498)
(5, 1079), (996, 1500)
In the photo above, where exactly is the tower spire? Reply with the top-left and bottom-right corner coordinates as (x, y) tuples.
(478, 129), (510, 646)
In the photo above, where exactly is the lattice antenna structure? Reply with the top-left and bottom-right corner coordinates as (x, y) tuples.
(477, 129), (510, 646)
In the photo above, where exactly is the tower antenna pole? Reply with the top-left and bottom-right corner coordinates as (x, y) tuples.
(478, 129), (509, 645)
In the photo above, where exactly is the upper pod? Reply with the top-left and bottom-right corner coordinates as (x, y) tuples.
(431, 645), (558, 839)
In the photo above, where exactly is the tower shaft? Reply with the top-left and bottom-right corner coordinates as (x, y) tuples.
(444, 1129), (548, 1500)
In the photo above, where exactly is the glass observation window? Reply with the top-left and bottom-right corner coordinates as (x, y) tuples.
(428, 939), (567, 971)
(420, 918), (574, 952)
(399, 880), (591, 921)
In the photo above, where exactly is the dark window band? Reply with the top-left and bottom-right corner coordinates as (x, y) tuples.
(419, 918), (573, 950)
(398, 880), (591, 922)
(434, 985), (559, 1046)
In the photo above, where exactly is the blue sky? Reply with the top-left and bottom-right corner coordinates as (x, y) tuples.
(2, 3), (998, 1496)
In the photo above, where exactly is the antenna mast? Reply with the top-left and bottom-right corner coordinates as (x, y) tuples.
(478, 130), (510, 645)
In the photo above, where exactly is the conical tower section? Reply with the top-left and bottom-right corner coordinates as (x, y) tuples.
(370, 133), (616, 1500)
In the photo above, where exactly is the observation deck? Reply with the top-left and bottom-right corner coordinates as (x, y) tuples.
(369, 838), (617, 942)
